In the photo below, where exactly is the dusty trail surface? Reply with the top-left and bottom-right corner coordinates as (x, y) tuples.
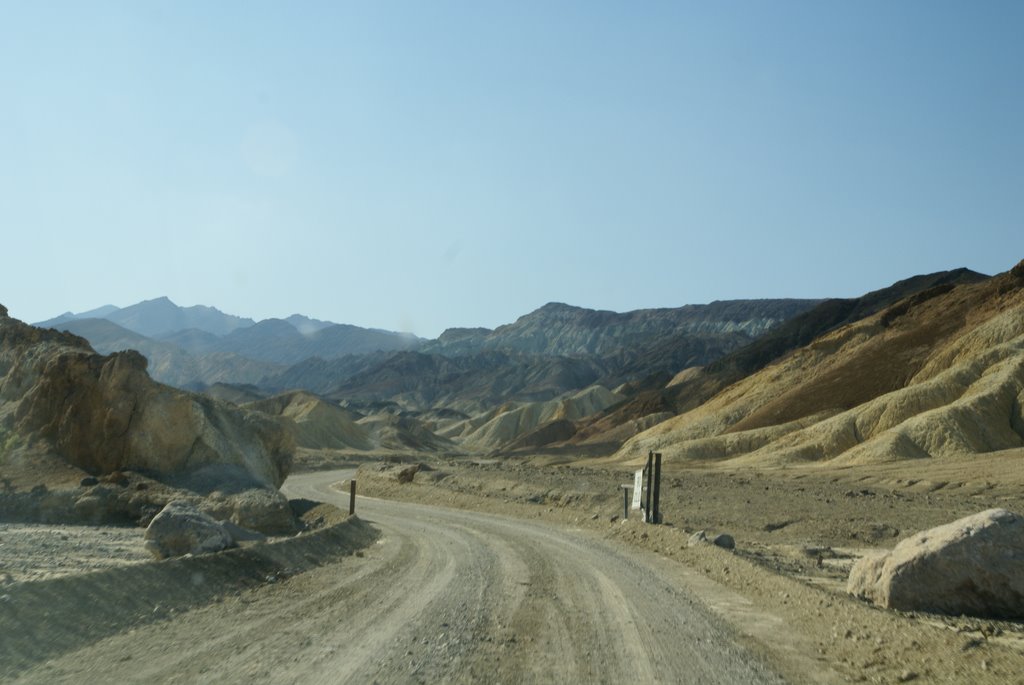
(13, 469), (786, 684)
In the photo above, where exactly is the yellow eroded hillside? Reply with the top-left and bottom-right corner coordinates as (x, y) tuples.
(615, 263), (1024, 467)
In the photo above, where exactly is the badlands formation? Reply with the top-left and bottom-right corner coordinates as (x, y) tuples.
(348, 260), (1024, 682)
(3, 261), (1024, 683)
(0, 304), (298, 535)
(617, 260), (1024, 468)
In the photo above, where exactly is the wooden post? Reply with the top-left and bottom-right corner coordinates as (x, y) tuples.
(349, 479), (357, 516)
(652, 452), (662, 524)
(622, 486), (629, 520)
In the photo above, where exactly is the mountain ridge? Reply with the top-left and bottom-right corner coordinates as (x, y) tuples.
(426, 299), (819, 357)
(13, 263), (1012, 461)
(613, 261), (1023, 466)
(37, 296), (256, 338)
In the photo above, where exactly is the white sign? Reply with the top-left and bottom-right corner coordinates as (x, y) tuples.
(631, 469), (644, 510)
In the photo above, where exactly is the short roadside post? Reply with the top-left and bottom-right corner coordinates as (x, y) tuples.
(652, 452), (662, 524)
(349, 479), (357, 516)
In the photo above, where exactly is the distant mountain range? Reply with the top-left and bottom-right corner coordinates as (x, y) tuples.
(48, 317), (283, 388)
(427, 300), (813, 357)
(23, 263), (1010, 459)
(38, 296), (255, 337)
(37, 296), (820, 395)
(36, 297), (424, 386)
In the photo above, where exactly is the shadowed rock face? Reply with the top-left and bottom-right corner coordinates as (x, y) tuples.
(0, 308), (293, 488)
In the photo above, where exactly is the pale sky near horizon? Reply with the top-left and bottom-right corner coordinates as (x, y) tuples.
(2, 2), (1021, 337)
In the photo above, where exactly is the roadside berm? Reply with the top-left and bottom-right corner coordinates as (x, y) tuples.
(0, 505), (377, 678)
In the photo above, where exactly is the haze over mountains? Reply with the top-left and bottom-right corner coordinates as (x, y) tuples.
(40, 297), (256, 338)
(35, 294), (818, 454)
(31, 262), (1020, 462)
(36, 296), (815, 393)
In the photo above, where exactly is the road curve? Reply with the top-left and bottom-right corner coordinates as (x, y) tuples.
(282, 469), (784, 684)
(14, 469), (786, 684)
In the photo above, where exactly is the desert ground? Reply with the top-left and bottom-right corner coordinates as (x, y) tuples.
(3, 449), (1023, 683)
(348, 449), (1024, 684)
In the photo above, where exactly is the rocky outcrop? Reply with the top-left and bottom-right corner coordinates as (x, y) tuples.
(0, 307), (294, 489)
(144, 500), (234, 559)
(847, 509), (1024, 618)
(364, 462), (422, 484)
(203, 487), (298, 536)
(393, 464), (420, 484)
(687, 530), (736, 550)
(0, 467), (297, 536)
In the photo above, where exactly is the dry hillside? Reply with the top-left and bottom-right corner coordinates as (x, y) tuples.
(447, 385), (623, 452)
(616, 260), (1024, 467)
(0, 307), (293, 488)
(566, 268), (988, 453)
(246, 392), (373, 451)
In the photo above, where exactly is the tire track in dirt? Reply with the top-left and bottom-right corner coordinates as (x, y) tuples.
(12, 470), (786, 684)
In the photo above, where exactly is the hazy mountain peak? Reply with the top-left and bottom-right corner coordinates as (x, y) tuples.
(285, 314), (335, 336)
(526, 302), (599, 319)
(245, 318), (304, 334)
(108, 298), (255, 337)
(35, 304), (121, 329)
(437, 326), (491, 341)
(538, 302), (583, 312)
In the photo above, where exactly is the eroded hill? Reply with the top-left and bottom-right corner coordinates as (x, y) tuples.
(615, 261), (1024, 467)
(0, 305), (297, 531)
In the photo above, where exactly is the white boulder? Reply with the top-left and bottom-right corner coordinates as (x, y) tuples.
(144, 500), (234, 559)
(847, 508), (1024, 618)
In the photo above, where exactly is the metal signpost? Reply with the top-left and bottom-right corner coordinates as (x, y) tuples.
(624, 451), (663, 523)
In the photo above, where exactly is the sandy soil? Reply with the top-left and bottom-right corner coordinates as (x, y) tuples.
(0, 523), (150, 584)
(7, 471), (794, 684)
(0, 505), (371, 679)
(352, 453), (1024, 684)
(4, 450), (1023, 683)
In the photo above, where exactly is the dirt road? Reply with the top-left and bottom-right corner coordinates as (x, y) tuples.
(13, 469), (791, 684)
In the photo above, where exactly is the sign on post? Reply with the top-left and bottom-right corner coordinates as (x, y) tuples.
(621, 454), (664, 524)
(631, 469), (644, 511)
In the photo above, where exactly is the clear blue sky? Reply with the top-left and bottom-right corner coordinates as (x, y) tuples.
(2, 1), (1021, 337)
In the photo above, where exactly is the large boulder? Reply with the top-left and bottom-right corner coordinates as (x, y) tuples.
(144, 500), (234, 559)
(847, 508), (1024, 618)
(0, 309), (293, 488)
(203, 487), (298, 536)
